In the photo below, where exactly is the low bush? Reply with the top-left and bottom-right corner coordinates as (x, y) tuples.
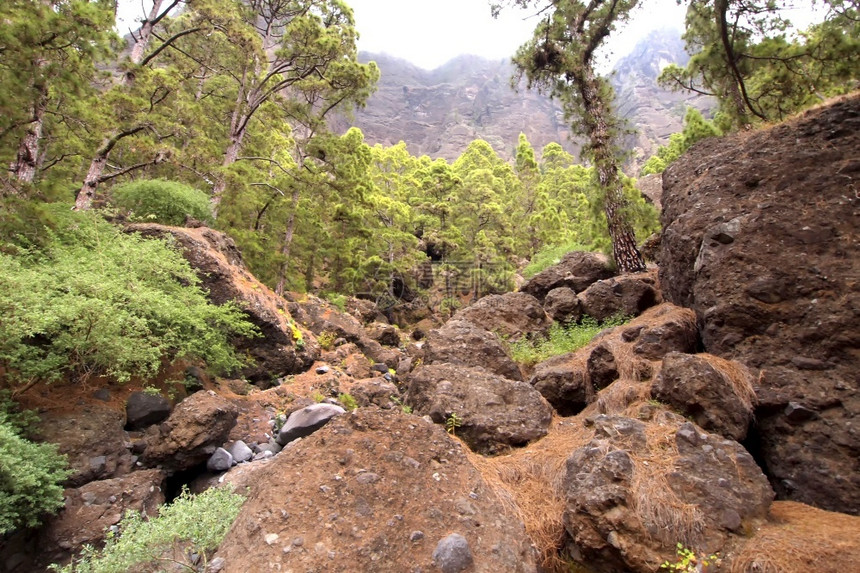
(0, 206), (257, 386)
(52, 486), (245, 573)
(108, 179), (213, 226)
(507, 314), (630, 366)
(0, 414), (70, 534)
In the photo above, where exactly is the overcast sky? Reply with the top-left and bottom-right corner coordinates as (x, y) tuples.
(347, 0), (687, 70)
(117, 1), (824, 71)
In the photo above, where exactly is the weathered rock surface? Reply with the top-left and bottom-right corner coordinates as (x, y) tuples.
(126, 224), (318, 384)
(521, 251), (615, 303)
(288, 295), (401, 368)
(423, 319), (522, 381)
(452, 292), (550, 340)
(530, 353), (591, 417)
(653, 352), (755, 441)
(141, 391), (238, 472)
(577, 271), (661, 321)
(35, 406), (133, 487)
(406, 363), (552, 454)
(214, 408), (538, 573)
(350, 376), (399, 409)
(125, 391), (171, 430)
(543, 287), (582, 323)
(38, 470), (165, 566)
(562, 413), (773, 572)
(275, 403), (346, 446)
(659, 94), (860, 513)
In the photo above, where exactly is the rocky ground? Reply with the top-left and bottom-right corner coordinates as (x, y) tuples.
(2, 94), (859, 573)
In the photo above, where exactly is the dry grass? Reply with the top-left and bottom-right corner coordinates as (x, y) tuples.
(467, 414), (592, 572)
(730, 501), (860, 573)
(701, 353), (757, 412)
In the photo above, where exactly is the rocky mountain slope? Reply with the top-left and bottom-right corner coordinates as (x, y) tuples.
(3, 95), (859, 573)
(340, 28), (711, 169)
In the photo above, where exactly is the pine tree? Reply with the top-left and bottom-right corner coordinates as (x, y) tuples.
(496, 0), (646, 272)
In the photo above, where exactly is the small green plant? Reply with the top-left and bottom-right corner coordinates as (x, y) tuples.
(310, 390), (325, 403)
(318, 331), (337, 351)
(323, 292), (347, 312)
(338, 393), (358, 411)
(660, 543), (721, 572)
(0, 414), (71, 534)
(445, 412), (463, 436)
(52, 486), (245, 573)
(390, 395), (412, 414)
(287, 319), (304, 350)
(108, 179), (213, 226)
(439, 296), (460, 318)
(507, 313), (630, 367)
(141, 386), (161, 397)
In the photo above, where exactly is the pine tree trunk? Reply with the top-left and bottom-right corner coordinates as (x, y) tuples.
(9, 62), (48, 185)
(578, 70), (645, 274)
(275, 187), (301, 297)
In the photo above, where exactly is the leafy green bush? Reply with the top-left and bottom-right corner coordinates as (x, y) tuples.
(507, 314), (630, 367)
(0, 206), (257, 385)
(522, 241), (590, 278)
(108, 179), (213, 226)
(52, 486), (245, 573)
(0, 415), (70, 534)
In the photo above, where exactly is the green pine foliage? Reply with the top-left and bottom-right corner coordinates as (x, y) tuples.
(641, 108), (722, 175)
(108, 179), (213, 226)
(0, 414), (70, 534)
(0, 205), (257, 386)
(52, 486), (245, 573)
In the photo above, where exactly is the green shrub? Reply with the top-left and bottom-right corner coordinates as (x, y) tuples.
(507, 314), (630, 367)
(522, 241), (591, 278)
(338, 393), (358, 411)
(108, 179), (213, 226)
(52, 486), (245, 573)
(0, 415), (70, 534)
(323, 292), (347, 312)
(0, 206), (257, 386)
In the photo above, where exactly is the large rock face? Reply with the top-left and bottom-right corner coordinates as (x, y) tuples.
(423, 319), (523, 381)
(562, 414), (773, 573)
(214, 408), (538, 573)
(452, 292), (550, 341)
(659, 94), (860, 514)
(406, 363), (553, 454)
(126, 224), (319, 384)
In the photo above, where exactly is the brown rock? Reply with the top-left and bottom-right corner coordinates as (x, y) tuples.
(141, 391), (238, 472)
(214, 408), (538, 573)
(562, 413), (773, 572)
(34, 405), (133, 487)
(652, 352), (755, 441)
(125, 224), (318, 384)
(659, 94), (860, 513)
(529, 353), (591, 416)
(543, 287), (582, 323)
(351, 376), (399, 408)
(453, 292), (550, 340)
(521, 251), (615, 302)
(577, 271), (661, 321)
(423, 319), (522, 381)
(38, 470), (165, 565)
(406, 363), (553, 454)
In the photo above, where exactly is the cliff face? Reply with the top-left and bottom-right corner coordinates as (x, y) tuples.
(610, 28), (715, 172)
(340, 29), (712, 167)
(341, 53), (578, 161)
